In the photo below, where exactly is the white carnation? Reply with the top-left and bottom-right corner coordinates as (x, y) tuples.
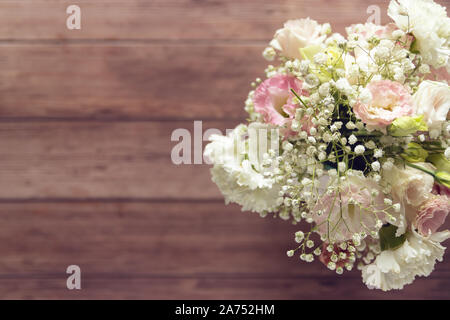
(388, 0), (450, 68)
(204, 124), (281, 214)
(362, 229), (450, 291)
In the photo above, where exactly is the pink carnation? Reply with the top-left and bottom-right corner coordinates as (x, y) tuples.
(313, 175), (386, 242)
(346, 23), (396, 41)
(353, 80), (414, 131)
(253, 75), (309, 136)
(415, 195), (450, 236)
(346, 23), (413, 49)
(427, 67), (450, 83)
(432, 183), (450, 198)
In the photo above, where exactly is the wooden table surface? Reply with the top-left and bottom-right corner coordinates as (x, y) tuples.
(0, 0), (449, 299)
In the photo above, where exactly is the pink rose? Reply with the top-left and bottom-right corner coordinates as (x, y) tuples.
(253, 74), (308, 135)
(354, 80), (414, 131)
(415, 195), (450, 236)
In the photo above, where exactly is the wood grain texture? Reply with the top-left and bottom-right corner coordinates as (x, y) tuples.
(0, 45), (259, 120)
(0, 0), (449, 300)
(0, 121), (240, 200)
(0, 201), (448, 299)
(3, 277), (450, 300)
(0, 0), (395, 40)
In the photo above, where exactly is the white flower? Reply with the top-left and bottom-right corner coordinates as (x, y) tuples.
(354, 145), (365, 154)
(413, 81), (450, 138)
(314, 52), (328, 65)
(321, 23), (332, 35)
(346, 121), (357, 130)
(388, 0), (450, 68)
(318, 83), (331, 97)
(270, 18), (326, 60)
(335, 78), (353, 95)
(418, 64), (431, 74)
(262, 47), (276, 61)
(392, 29), (405, 39)
(348, 134), (357, 145)
(374, 149), (383, 158)
(371, 161), (381, 171)
(204, 124), (281, 214)
(362, 229), (450, 291)
(384, 163), (435, 209)
(359, 88), (373, 105)
(374, 46), (390, 60)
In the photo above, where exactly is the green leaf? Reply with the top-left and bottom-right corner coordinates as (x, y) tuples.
(388, 115), (428, 137)
(410, 38), (420, 54)
(427, 154), (450, 174)
(436, 171), (450, 188)
(401, 142), (429, 163)
(299, 45), (323, 61)
(379, 224), (406, 251)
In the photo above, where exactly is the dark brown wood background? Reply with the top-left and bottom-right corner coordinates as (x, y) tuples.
(0, 0), (449, 300)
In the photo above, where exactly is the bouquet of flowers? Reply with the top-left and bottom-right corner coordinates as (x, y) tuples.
(204, 0), (450, 291)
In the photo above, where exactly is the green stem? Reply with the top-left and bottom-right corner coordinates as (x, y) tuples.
(290, 89), (309, 109)
(405, 162), (435, 178)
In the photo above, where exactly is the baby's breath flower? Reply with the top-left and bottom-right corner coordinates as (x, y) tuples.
(382, 160), (394, 170)
(445, 147), (450, 159)
(354, 145), (365, 155)
(348, 134), (357, 145)
(346, 121), (356, 130)
(374, 149), (383, 158)
(371, 161), (381, 171)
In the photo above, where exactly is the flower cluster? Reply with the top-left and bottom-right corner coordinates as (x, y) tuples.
(205, 0), (450, 291)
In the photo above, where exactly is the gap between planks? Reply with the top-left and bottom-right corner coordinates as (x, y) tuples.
(0, 39), (270, 47)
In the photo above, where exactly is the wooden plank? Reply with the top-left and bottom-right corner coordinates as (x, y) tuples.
(0, 0), (397, 40)
(1, 277), (450, 300)
(0, 120), (245, 199)
(0, 201), (448, 299)
(0, 201), (447, 277)
(0, 45), (262, 120)
(0, 201), (306, 276)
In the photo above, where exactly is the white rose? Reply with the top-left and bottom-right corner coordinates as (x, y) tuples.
(388, 0), (450, 68)
(413, 80), (450, 137)
(270, 18), (326, 60)
(384, 163), (435, 208)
